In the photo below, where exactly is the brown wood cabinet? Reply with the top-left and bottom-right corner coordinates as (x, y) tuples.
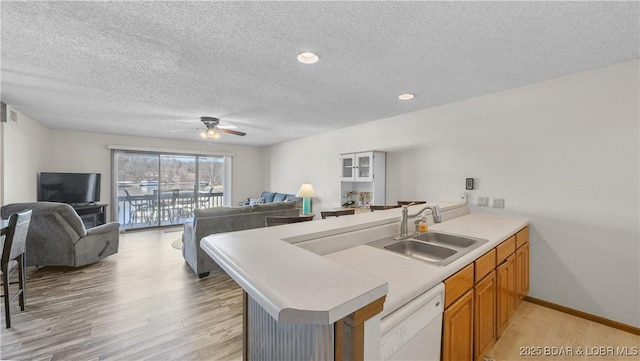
(442, 226), (529, 361)
(443, 289), (474, 361)
(473, 249), (496, 361)
(496, 235), (515, 264)
(496, 253), (516, 337)
(516, 241), (530, 306)
(515, 226), (529, 248)
(444, 263), (474, 308)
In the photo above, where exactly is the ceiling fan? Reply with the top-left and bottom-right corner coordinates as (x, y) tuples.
(173, 116), (246, 139)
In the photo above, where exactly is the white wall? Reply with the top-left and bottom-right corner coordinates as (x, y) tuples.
(267, 60), (640, 328)
(0, 108), (50, 204)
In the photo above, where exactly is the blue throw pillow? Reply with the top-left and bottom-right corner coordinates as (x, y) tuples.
(260, 191), (276, 203)
(272, 193), (287, 203)
(249, 197), (265, 206)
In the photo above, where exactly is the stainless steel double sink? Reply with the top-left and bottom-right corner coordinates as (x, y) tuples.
(367, 232), (488, 267)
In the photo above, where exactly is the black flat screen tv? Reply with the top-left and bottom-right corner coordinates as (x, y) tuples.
(38, 172), (101, 204)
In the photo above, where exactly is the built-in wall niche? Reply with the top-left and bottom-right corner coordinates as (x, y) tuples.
(343, 189), (373, 208)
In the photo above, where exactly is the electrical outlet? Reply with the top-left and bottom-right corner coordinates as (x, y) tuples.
(459, 192), (467, 203)
(493, 198), (505, 208)
(477, 196), (489, 207)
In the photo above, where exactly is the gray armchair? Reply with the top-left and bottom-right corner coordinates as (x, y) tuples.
(0, 202), (119, 267)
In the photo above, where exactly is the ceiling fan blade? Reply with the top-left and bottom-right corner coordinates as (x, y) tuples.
(218, 128), (246, 136)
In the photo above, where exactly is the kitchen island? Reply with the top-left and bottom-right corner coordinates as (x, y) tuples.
(200, 202), (528, 360)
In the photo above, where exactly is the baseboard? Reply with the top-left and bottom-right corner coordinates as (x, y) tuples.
(524, 296), (640, 335)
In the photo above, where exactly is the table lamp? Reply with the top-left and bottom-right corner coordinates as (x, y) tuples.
(296, 183), (315, 215)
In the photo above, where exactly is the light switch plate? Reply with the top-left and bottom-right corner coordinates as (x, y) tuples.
(477, 197), (489, 207)
(493, 198), (505, 208)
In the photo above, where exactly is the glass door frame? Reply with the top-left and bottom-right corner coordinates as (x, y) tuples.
(111, 148), (230, 230)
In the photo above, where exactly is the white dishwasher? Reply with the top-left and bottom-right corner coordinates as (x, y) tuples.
(380, 282), (445, 361)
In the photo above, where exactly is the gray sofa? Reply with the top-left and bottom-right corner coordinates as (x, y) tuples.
(0, 202), (120, 267)
(182, 202), (299, 278)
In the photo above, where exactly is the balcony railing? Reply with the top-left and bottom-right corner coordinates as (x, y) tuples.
(117, 190), (223, 229)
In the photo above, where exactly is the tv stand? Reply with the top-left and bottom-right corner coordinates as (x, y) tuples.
(73, 203), (107, 229)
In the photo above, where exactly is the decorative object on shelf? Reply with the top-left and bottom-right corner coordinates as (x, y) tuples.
(342, 191), (356, 207)
(359, 192), (372, 208)
(296, 183), (315, 215)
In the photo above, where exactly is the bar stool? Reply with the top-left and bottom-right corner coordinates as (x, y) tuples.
(320, 209), (355, 219)
(1, 209), (32, 328)
(265, 215), (314, 227)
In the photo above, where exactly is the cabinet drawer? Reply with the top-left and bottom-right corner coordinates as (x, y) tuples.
(516, 226), (529, 248)
(496, 236), (516, 265)
(475, 249), (496, 283)
(444, 263), (474, 308)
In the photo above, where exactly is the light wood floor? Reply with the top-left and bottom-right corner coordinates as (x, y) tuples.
(488, 301), (639, 361)
(1, 228), (243, 361)
(2, 229), (638, 360)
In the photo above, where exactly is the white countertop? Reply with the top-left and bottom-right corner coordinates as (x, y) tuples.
(200, 202), (527, 325)
(202, 235), (387, 324)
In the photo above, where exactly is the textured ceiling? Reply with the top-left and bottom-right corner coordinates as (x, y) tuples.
(1, 1), (638, 147)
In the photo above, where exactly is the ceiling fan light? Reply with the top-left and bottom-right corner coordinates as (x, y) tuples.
(212, 131), (221, 139)
(206, 128), (216, 137)
(200, 130), (208, 138)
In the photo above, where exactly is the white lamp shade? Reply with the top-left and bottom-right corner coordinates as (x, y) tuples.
(296, 183), (315, 197)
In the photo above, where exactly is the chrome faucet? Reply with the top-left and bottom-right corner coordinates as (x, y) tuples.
(394, 203), (442, 240)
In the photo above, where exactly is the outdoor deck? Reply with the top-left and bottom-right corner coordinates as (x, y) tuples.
(117, 190), (224, 229)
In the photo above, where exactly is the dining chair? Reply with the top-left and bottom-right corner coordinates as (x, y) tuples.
(153, 189), (181, 224)
(265, 215), (315, 227)
(123, 189), (152, 225)
(198, 187), (214, 209)
(369, 205), (401, 212)
(397, 201), (427, 206)
(1, 209), (32, 328)
(175, 189), (195, 219)
(320, 209), (355, 219)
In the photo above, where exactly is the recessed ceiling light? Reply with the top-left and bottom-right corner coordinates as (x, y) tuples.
(398, 93), (415, 100)
(297, 52), (319, 64)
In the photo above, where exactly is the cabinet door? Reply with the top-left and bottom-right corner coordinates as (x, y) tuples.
(355, 152), (374, 181)
(442, 289), (474, 361)
(475, 271), (496, 361)
(496, 254), (516, 337)
(516, 242), (530, 305)
(339, 154), (356, 181)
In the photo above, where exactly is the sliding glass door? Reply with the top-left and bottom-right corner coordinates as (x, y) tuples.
(114, 152), (159, 229)
(198, 156), (225, 208)
(157, 154), (196, 226)
(113, 150), (227, 230)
